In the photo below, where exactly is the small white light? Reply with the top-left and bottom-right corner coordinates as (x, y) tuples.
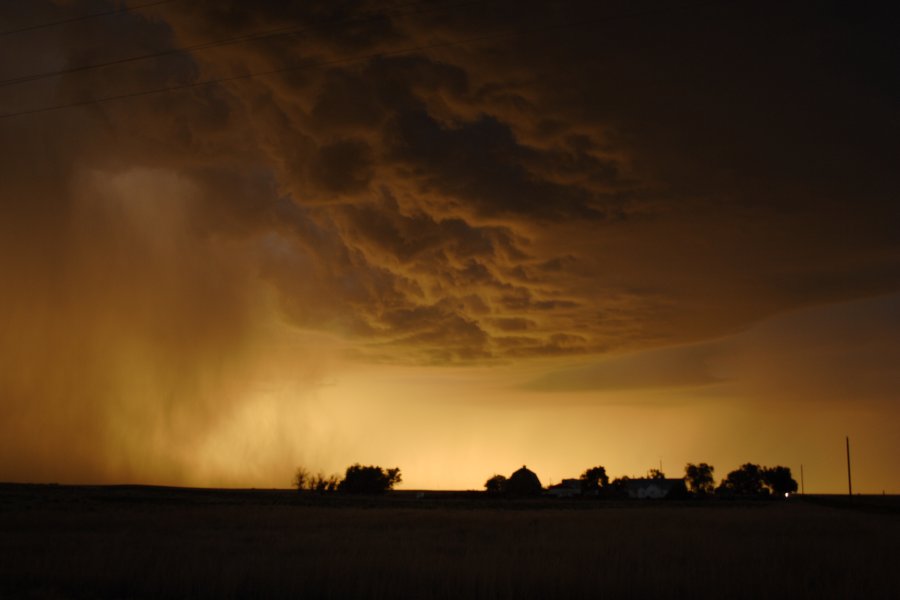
(784, 492), (789, 498)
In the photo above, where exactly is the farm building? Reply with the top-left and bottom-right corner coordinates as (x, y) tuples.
(623, 478), (688, 499)
(545, 479), (582, 498)
(507, 466), (543, 496)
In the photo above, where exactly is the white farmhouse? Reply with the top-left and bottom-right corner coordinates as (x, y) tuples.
(623, 478), (687, 499)
(545, 478), (582, 498)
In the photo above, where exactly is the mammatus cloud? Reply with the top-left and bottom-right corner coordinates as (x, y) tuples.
(150, 0), (898, 364)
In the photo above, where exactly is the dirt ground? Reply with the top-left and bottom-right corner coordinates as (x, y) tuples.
(1, 484), (898, 599)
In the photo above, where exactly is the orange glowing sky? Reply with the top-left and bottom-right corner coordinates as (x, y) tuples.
(1, 0), (898, 493)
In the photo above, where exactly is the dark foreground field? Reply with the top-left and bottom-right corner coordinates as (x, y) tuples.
(1, 485), (898, 599)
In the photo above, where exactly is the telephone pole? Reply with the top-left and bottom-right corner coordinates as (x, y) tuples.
(800, 464), (804, 495)
(846, 436), (853, 502)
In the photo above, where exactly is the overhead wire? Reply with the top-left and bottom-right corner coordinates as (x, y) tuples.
(0, 0), (733, 121)
(0, 0), (493, 89)
(0, 0), (182, 37)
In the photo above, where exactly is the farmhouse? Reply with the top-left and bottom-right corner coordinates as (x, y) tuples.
(623, 478), (687, 499)
(545, 478), (582, 498)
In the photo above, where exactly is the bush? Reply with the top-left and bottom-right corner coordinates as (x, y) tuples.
(484, 474), (507, 494)
(293, 467), (339, 493)
(337, 464), (402, 494)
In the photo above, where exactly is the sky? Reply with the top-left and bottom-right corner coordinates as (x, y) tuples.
(0, 0), (897, 493)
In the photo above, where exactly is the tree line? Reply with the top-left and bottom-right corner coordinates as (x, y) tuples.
(484, 462), (799, 498)
(292, 461), (798, 498)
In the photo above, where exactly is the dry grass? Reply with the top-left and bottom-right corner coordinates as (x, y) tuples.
(1, 486), (898, 599)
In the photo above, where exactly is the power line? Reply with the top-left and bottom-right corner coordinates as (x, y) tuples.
(0, 0), (731, 121)
(0, 0), (491, 89)
(0, 0), (181, 37)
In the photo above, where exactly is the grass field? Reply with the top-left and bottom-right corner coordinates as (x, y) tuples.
(1, 484), (898, 599)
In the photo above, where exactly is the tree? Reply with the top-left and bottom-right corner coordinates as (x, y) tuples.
(293, 467), (311, 492)
(647, 468), (666, 480)
(293, 467), (339, 493)
(607, 476), (631, 498)
(718, 463), (767, 497)
(684, 463), (715, 496)
(337, 464), (402, 494)
(762, 466), (798, 496)
(484, 474), (508, 494)
(580, 466), (609, 492)
(309, 472), (340, 493)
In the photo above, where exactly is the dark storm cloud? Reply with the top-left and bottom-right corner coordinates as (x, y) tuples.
(263, 191), (587, 362)
(385, 109), (612, 221)
(262, 1), (899, 360)
(487, 317), (536, 332)
(2, 0), (899, 372)
(331, 193), (512, 263)
(308, 137), (374, 194)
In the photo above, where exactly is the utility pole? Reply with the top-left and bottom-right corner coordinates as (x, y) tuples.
(800, 464), (804, 495)
(846, 436), (853, 502)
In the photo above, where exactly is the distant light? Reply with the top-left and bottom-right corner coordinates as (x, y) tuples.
(784, 492), (790, 499)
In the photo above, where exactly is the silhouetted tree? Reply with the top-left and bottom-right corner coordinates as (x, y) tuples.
(607, 476), (631, 498)
(484, 474), (508, 494)
(684, 463), (715, 496)
(294, 467), (340, 492)
(337, 464), (402, 494)
(293, 467), (311, 492)
(309, 472), (340, 493)
(580, 466), (609, 493)
(647, 468), (666, 480)
(762, 466), (798, 496)
(506, 465), (542, 496)
(717, 463), (767, 497)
